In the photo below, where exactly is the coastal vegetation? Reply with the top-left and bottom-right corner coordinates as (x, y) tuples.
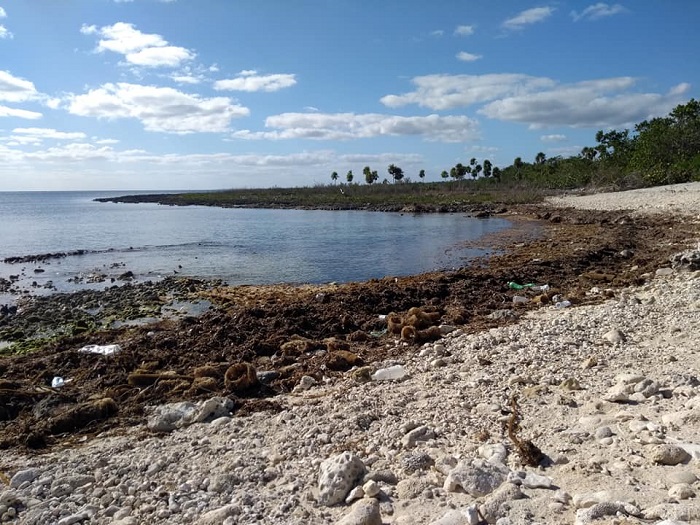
(100, 99), (700, 210)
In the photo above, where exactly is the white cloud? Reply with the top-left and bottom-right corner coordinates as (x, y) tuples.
(82, 22), (194, 68)
(479, 79), (690, 128)
(456, 52), (482, 62)
(214, 72), (297, 93)
(171, 74), (202, 84)
(467, 145), (499, 157)
(381, 73), (691, 130)
(67, 82), (250, 133)
(0, 7), (12, 38)
(503, 7), (554, 30)
(571, 3), (627, 22)
(125, 46), (194, 67)
(232, 112), (480, 143)
(380, 73), (556, 110)
(12, 127), (87, 141)
(0, 70), (39, 102)
(430, 30), (444, 37)
(540, 134), (567, 142)
(454, 25), (475, 36)
(0, 105), (42, 119)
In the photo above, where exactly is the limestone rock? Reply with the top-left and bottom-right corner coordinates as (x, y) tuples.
(444, 459), (508, 497)
(648, 444), (691, 465)
(318, 452), (366, 506)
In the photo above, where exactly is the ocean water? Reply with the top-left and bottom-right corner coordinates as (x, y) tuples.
(0, 191), (513, 301)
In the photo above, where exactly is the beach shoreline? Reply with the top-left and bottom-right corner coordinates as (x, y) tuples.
(2, 184), (700, 524)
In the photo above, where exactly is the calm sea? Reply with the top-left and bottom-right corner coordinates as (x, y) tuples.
(0, 191), (513, 302)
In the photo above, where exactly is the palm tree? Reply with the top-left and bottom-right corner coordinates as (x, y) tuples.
(535, 152), (546, 165)
(346, 171), (353, 183)
(483, 159), (493, 178)
(514, 157), (523, 180)
(331, 172), (338, 184)
(418, 169), (426, 180)
(387, 164), (404, 183)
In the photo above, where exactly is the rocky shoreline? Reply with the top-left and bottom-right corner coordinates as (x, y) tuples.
(2, 184), (700, 524)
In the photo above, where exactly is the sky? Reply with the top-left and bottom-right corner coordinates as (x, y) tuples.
(0, 1), (698, 191)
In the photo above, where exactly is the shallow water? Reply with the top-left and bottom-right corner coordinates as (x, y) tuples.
(0, 191), (513, 303)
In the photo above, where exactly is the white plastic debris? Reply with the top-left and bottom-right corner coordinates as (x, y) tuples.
(51, 377), (65, 388)
(371, 364), (406, 381)
(78, 344), (122, 356)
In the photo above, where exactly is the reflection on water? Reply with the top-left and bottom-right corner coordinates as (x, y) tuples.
(0, 191), (517, 303)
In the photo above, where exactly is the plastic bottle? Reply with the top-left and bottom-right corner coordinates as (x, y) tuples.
(512, 295), (529, 304)
(531, 284), (550, 292)
(555, 300), (572, 309)
(371, 364), (406, 381)
(508, 282), (533, 290)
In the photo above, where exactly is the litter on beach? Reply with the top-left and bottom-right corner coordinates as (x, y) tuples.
(78, 344), (123, 356)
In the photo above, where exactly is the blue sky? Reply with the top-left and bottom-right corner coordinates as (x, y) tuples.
(0, 1), (697, 191)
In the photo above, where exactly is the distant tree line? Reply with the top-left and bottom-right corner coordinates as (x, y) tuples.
(331, 99), (700, 190)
